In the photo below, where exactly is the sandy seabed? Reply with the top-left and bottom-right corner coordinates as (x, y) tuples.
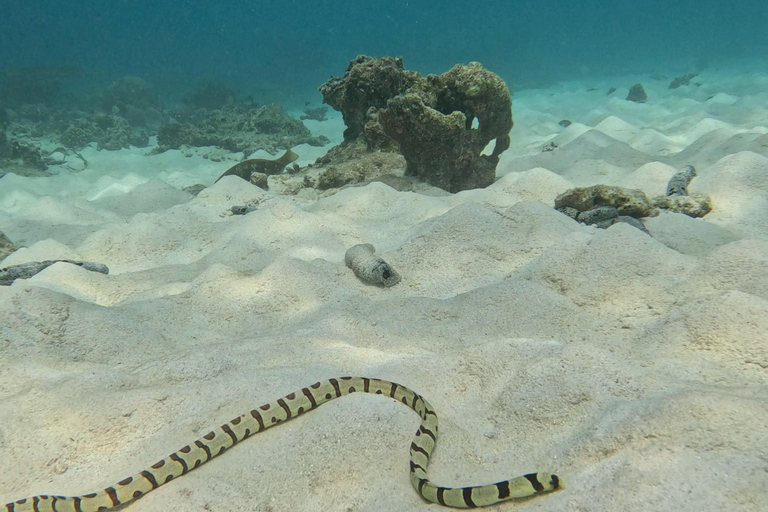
(1, 69), (767, 512)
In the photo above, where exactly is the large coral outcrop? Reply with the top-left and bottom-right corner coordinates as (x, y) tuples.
(319, 56), (425, 142)
(319, 56), (513, 193)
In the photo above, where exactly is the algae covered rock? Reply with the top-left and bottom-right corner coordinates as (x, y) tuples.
(60, 122), (97, 148)
(317, 164), (368, 190)
(555, 185), (656, 218)
(313, 139), (406, 191)
(251, 104), (306, 134)
(378, 93), (493, 192)
(320, 56), (513, 193)
(555, 185), (655, 234)
(554, 168), (713, 235)
(653, 194), (713, 218)
(430, 61), (513, 146)
(380, 62), (512, 193)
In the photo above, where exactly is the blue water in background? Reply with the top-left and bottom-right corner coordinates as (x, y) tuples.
(1, 0), (766, 105)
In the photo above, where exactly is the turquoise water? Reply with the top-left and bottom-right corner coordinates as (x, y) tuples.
(1, 0), (766, 104)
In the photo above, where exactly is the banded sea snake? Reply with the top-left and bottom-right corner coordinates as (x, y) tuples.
(5, 377), (561, 511)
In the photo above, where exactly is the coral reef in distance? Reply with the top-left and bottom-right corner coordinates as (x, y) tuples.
(0, 67), (331, 177)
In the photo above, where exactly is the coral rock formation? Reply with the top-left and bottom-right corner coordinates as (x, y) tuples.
(320, 56), (425, 142)
(320, 56), (513, 193)
(555, 185), (656, 219)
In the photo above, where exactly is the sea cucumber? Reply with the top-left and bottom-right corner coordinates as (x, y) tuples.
(666, 165), (697, 196)
(344, 244), (401, 287)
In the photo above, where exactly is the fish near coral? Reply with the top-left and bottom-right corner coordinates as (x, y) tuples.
(215, 148), (298, 183)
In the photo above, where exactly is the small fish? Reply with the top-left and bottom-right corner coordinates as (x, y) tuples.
(215, 148), (299, 183)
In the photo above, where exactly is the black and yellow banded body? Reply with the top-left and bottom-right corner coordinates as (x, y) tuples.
(4, 377), (561, 511)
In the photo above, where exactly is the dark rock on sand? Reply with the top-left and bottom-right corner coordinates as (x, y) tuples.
(626, 84), (647, 103)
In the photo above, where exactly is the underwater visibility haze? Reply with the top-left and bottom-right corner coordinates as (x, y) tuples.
(1, 0), (767, 101)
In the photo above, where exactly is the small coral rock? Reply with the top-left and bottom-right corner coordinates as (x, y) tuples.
(626, 84), (648, 103)
(653, 194), (712, 218)
(555, 185), (656, 218)
(577, 206), (619, 225)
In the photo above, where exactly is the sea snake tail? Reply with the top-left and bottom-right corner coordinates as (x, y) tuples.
(4, 377), (561, 511)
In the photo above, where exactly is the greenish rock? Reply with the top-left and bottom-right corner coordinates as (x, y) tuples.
(555, 185), (656, 218)
(653, 194), (713, 218)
